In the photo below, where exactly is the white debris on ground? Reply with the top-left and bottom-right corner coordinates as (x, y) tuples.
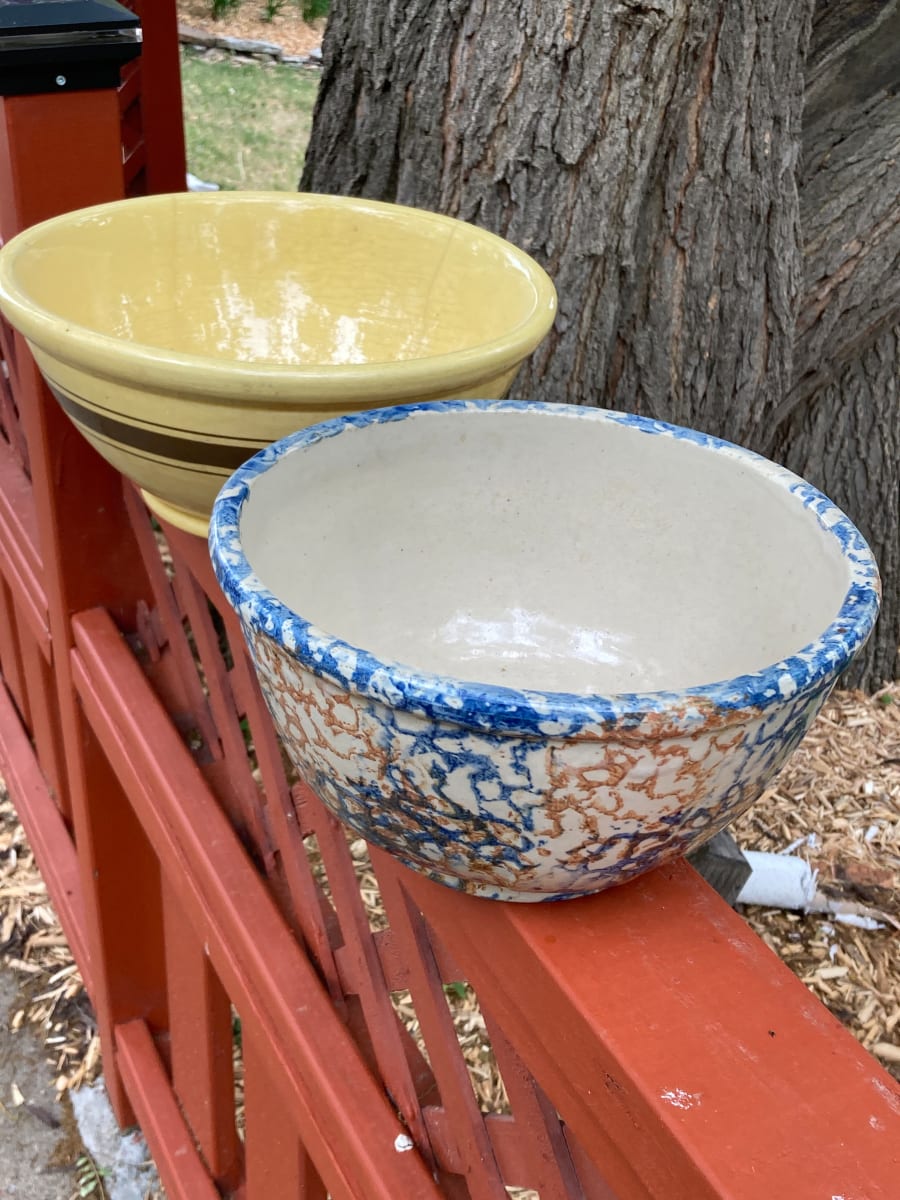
(70, 1081), (160, 1200)
(186, 172), (219, 191)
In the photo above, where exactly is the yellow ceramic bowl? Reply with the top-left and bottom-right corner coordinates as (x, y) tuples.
(0, 192), (557, 535)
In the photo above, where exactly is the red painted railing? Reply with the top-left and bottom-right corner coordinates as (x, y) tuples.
(0, 6), (898, 1198)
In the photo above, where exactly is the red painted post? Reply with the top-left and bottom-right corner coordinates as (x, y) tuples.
(120, 1), (187, 194)
(0, 79), (169, 1123)
(0, 92), (124, 235)
(77, 719), (171, 1115)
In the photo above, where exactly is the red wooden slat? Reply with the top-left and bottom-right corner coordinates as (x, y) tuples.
(0, 434), (50, 656)
(0, 577), (29, 725)
(122, 139), (148, 190)
(163, 881), (243, 1191)
(0, 520), (49, 661)
(17, 633), (67, 811)
(243, 1027), (328, 1200)
(483, 1015), (593, 1200)
(236, 670), (345, 996)
(68, 716), (170, 1123)
(71, 606), (442, 1200)
(313, 808), (438, 1167)
(121, 486), (223, 766)
(115, 1018), (222, 1200)
(0, 436), (40, 578)
(0, 355), (28, 468)
(117, 60), (142, 112)
(0, 436), (66, 797)
(389, 850), (900, 1200)
(376, 862), (509, 1200)
(356, 917), (465, 995)
(167, 523), (348, 999)
(0, 680), (90, 985)
(421, 1108), (616, 1199)
(166, 544), (273, 861)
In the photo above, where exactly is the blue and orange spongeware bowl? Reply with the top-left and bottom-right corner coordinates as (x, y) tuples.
(209, 401), (880, 902)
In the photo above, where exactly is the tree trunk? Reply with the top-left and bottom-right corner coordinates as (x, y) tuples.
(788, 1), (900, 410)
(302, 0), (900, 688)
(766, 1), (900, 689)
(303, 0), (813, 441)
(776, 326), (900, 689)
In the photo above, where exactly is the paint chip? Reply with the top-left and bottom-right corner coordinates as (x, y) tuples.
(660, 1087), (701, 1110)
(394, 1133), (414, 1153)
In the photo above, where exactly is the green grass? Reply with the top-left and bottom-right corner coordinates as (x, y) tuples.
(180, 48), (319, 191)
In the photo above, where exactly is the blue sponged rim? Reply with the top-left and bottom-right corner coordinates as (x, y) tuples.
(209, 401), (881, 738)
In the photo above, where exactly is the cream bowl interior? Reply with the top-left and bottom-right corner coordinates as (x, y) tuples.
(238, 404), (857, 696)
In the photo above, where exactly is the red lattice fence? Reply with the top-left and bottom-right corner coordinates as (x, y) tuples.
(0, 6), (897, 1198)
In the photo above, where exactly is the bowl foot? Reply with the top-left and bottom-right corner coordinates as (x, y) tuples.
(407, 859), (595, 903)
(461, 884), (583, 903)
(140, 490), (210, 538)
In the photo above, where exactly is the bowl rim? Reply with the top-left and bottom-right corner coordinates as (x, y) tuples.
(0, 192), (557, 404)
(209, 401), (881, 738)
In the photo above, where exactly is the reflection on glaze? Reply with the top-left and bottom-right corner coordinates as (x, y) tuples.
(34, 197), (547, 366)
(115, 276), (448, 366)
(207, 278), (316, 363)
(441, 609), (638, 676)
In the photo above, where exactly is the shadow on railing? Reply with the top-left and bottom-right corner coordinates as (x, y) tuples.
(0, 4), (897, 1199)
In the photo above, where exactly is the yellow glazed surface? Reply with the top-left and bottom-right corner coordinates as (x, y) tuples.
(0, 192), (557, 534)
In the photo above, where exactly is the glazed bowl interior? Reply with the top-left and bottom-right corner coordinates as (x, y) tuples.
(0, 192), (554, 389)
(0, 194), (556, 537)
(235, 404), (866, 697)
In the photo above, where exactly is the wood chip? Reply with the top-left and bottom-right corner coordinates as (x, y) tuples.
(816, 966), (851, 980)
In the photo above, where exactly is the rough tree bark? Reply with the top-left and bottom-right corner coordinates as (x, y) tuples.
(302, 0), (900, 689)
(769, 2), (900, 687)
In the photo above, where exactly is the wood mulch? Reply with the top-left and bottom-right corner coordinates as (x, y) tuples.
(1, 682), (898, 1144)
(732, 684), (900, 1079)
(0, 807), (100, 1096)
(176, 1), (324, 57)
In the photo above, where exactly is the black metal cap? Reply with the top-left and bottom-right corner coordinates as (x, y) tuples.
(0, 1), (141, 96)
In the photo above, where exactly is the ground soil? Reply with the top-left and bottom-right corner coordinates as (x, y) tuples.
(176, 1), (324, 57)
(0, 972), (81, 1199)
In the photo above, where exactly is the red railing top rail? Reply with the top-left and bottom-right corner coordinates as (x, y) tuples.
(400, 852), (900, 1200)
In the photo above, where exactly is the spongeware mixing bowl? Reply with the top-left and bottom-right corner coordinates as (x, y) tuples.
(209, 401), (880, 901)
(0, 192), (556, 536)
